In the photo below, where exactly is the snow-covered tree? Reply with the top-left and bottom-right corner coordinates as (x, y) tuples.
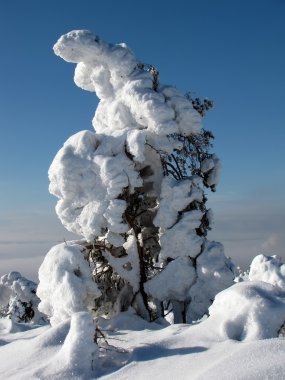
(0, 272), (46, 324)
(40, 30), (235, 324)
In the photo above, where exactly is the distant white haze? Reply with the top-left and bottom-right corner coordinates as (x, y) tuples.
(0, 193), (284, 282)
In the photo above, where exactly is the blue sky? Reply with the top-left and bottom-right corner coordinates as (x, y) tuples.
(0, 0), (284, 280)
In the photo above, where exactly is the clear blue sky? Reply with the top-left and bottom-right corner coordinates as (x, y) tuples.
(0, 0), (284, 280)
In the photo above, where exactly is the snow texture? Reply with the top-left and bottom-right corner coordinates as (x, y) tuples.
(144, 257), (196, 301)
(153, 176), (203, 229)
(144, 240), (235, 323)
(48, 130), (140, 241)
(2, 257), (285, 378)
(145, 239), (234, 322)
(158, 211), (204, 260)
(37, 242), (101, 326)
(49, 29), (232, 323)
(184, 241), (234, 321)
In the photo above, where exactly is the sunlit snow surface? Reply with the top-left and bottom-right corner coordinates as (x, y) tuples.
(1, 300), (285, 380)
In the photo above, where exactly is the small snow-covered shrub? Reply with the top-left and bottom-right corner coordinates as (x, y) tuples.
(0, 272), (46, 323)
(37, 242), (101, 326)
(208, 281), (285, 341)
(249, 254), (285, 290)
(206, 254), (285, 341)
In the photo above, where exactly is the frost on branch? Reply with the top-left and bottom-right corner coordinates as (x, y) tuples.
(43, 29), (234, 323)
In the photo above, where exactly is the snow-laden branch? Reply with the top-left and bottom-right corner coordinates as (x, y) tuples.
(40, 30), (234, 324)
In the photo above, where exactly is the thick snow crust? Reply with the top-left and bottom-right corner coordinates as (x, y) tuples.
(153, 176), (204, 229)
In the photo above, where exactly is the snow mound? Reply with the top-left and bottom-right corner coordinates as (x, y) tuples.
(249, 254), (285, 290)
(1, 307), (285, 379)
(37, 242), (101, 325)
(37, 312), (97, 379)
(208, 281), (285, 341)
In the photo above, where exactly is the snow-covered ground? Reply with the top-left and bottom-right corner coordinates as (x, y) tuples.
(2, 262), (285, 380)
(1, 307), (285, 380)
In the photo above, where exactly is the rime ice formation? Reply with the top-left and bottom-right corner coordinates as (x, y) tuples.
(43, 30), (233, 323)
(50, 30), (203, 242)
